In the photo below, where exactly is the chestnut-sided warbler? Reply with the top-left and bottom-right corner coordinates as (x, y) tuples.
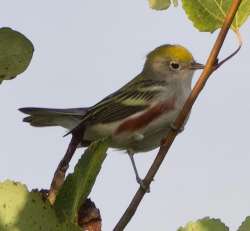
(20, 44), (204, 188)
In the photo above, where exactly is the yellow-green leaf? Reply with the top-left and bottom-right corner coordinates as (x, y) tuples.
(0, 180), (81, 231)
(178, 217), (229, 231)
(238, 216), (250, 231)
(0, 27), (34, 84)
(148, 0), (171, 10)
(182, 0), (250, 32)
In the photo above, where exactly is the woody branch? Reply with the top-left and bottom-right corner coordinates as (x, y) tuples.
(114, 0), (243, 230)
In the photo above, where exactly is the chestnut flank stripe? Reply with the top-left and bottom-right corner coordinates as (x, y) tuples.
(115, 99), (175, 134)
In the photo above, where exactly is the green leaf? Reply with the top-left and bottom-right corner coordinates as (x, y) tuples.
(178, 217), (229, 231)
(0, 27), (34, 84)
(148, 0), (171, 10)
(54, 138), (110, 223)
(182, 0), (250, 32)
(237, 0), (250, 28)
(0, 180), (81, 231)
(238, 216), (250, 231)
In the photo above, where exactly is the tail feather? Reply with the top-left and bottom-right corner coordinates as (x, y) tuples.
(19, 107), (88, 129)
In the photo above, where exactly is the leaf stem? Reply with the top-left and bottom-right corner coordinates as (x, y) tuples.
(215, 29), (243, 70)
(113, 0), (243, 230)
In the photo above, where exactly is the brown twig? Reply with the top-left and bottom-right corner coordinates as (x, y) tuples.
(48, 133), (82, 204)
(113, 0), (243, 230)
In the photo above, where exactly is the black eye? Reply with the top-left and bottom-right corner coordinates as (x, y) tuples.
(170, 61), (180, 70)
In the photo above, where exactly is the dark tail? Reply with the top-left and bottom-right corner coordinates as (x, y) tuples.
(19, 107), (88, 130)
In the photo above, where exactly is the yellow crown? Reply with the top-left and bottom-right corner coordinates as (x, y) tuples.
(147, 44), (193, 63)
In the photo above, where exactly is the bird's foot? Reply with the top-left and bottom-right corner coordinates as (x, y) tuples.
(136, 177), (150, 193)
(170, 123), (184, 133)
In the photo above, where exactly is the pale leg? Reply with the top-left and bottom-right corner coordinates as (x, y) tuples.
(128, 150), (150, 192)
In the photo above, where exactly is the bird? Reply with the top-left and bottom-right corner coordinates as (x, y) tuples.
(19, 44), (204, 189)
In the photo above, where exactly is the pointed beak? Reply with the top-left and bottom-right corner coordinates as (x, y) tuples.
(190, 61), (205, 70)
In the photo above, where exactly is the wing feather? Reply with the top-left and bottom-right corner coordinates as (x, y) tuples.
(86, 89), (162, 124)
(68, 77), (168, 135)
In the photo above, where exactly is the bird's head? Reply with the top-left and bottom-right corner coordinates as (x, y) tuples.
(144, 44), (204, 81)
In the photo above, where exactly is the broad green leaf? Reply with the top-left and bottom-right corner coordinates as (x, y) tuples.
(182, 0), (250, 32)
(148, 0), (171, 10)
(0, 27), (34, 84)
(0, 180), (81, 231)
(178, 217), (229, 231)
(54, 138), (110, 223)
(238, 216), (250, 231)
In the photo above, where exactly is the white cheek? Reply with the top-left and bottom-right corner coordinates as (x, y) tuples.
(173, 69), (194, 81)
